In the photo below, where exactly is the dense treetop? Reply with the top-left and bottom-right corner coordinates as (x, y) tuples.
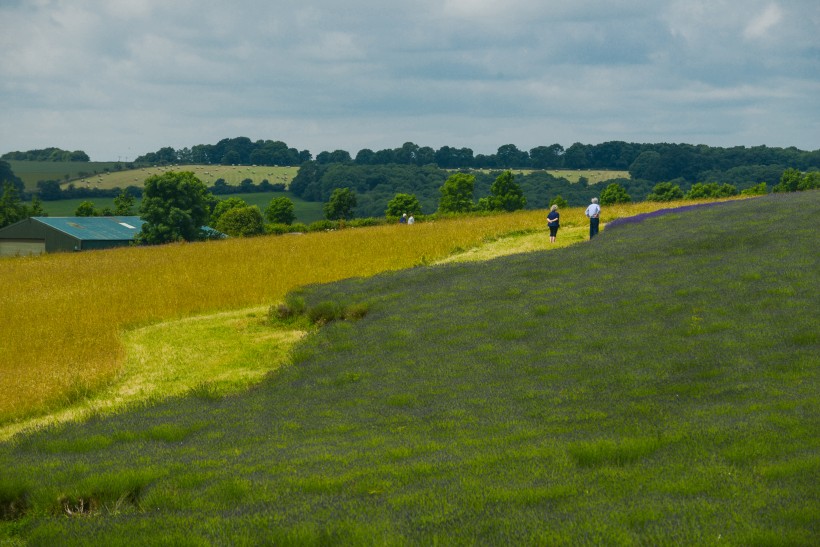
(1, 147), (89, 162)
(130, 137), (819, 185)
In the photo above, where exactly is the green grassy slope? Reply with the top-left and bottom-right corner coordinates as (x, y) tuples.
(1, 192), (818, 544)
(7, 161), (298, 192)
(36, 191), (325, 224)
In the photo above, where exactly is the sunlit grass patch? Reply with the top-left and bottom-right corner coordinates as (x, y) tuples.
(0, 307), (303, 441)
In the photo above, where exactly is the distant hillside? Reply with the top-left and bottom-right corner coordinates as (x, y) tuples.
(6, 161), (298, 192)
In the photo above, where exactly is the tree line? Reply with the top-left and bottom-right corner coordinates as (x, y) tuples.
(1, 147), (90, 162)
(133, 138), (820, 184)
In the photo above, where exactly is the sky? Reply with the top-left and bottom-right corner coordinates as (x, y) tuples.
(1, 0), (819, 161)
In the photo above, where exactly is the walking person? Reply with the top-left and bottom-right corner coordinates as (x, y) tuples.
(585, 198), (601, 239)
(547, 204), (560, 243)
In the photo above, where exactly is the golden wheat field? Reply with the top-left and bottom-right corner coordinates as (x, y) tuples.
(0, 201), (715, 424)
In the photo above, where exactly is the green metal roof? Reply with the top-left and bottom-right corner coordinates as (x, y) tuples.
(32, 216), (145, 241)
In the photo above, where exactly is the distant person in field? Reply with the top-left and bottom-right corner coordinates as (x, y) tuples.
(547, 204), (560, 243)
(400, 213), (407, 224)
(585, 197), (601, 239)
(407, 214), (415, 225)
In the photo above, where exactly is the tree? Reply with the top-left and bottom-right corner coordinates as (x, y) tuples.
(28, 195), (47, 217)
(479, 170), (526, 212)
(221, 150), (241, 165)
(386, 193), (422, 218)
(36, 180), (62, 200)
(740, 182), (768, 196)
(798, 171), (819, 191)
(74, 201), (98, 217)
(137, 171), (214, 244)
(438, 173), (475, 213)
(529, 144), (564, 169)
(629, 151), (664, 181)
(495, 145), (529, 168)
(265, 196), (296, 225)
(773, 168), (802, 193)
(0, 183), (26, 228)
(0, 160), (24, 195)
(316, 150), (352, 164)
(324, 187), (357, 220)
(549, 195), (568, 208)
(215, 206), (265, 237)
(211, 197), (249, 224)
(646, 182), (684, 202)
(600, 183), (632, 205)
(562, 142), (590, 169)
(113, 189), (135, 216)
(685, 182), (737, 199)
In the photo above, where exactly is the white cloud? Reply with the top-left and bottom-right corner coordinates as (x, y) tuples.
(744, 3), (783, 39)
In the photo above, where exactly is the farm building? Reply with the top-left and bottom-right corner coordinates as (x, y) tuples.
(0, 216), (145, 256)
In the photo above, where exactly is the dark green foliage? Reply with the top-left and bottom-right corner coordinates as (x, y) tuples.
(0, 161), (24, 195)
(270, 292), (368, 327)
(773, 168), (819, 193)
(646, 181), (684, 201)
(137, 171), (214, 244)
(73, 200), (98, 217)
(264, 196), (296, 225)
(0, 478), (30, 520)
(477, 170), (526, 212)
(740, 182), (768, 195)
(798, 171), (820, 191)
(214, 206), (264, 237)
(685, 182), (738, 199)
(549, 195), (568, 208)
(112, 189), (135, 216)
(385, 193), (422, 218)
(773, 168), (802, 192)
(2, 192), (818, 544)
(210, 197), (248, 224)
(290, 162), (448, 216)
(600, 182), (632, 205)
(438, 172), (475, 213)
(1, 148), (89, 162)
(323, 187), (357, 220)
(0, 183), (28, 228)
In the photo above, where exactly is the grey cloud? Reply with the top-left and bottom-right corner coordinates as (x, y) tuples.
(1, 0), (817, 160)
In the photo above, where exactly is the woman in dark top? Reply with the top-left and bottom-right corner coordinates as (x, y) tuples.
(547, 204), (560, 243)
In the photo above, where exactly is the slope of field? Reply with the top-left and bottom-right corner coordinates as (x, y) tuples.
(7, 160), (123, 191)
(60, 164), (298, 190)
(37, 191), (325, 224)
(5, 160), (299, 191)
(1, 192), (817, 544)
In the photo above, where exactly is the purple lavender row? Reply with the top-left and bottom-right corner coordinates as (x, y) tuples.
(605, 201), (736, 230)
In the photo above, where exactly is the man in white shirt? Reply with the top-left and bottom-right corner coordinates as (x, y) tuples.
(585, 198), (601, 239)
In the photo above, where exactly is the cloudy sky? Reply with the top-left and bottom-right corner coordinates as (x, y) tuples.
(1, 0), (818, 161)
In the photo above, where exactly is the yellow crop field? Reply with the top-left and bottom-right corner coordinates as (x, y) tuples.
(0, 200), (727, 426)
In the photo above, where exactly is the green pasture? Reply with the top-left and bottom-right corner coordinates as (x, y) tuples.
(32, 191), (324, 224)
(62, 164), (298, 191)
(7, 160), (123, 191)
(6, 160), (298, 192)
(1, 192), (818, 544)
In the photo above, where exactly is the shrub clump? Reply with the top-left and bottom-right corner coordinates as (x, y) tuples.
(269, 295), (368, 326)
